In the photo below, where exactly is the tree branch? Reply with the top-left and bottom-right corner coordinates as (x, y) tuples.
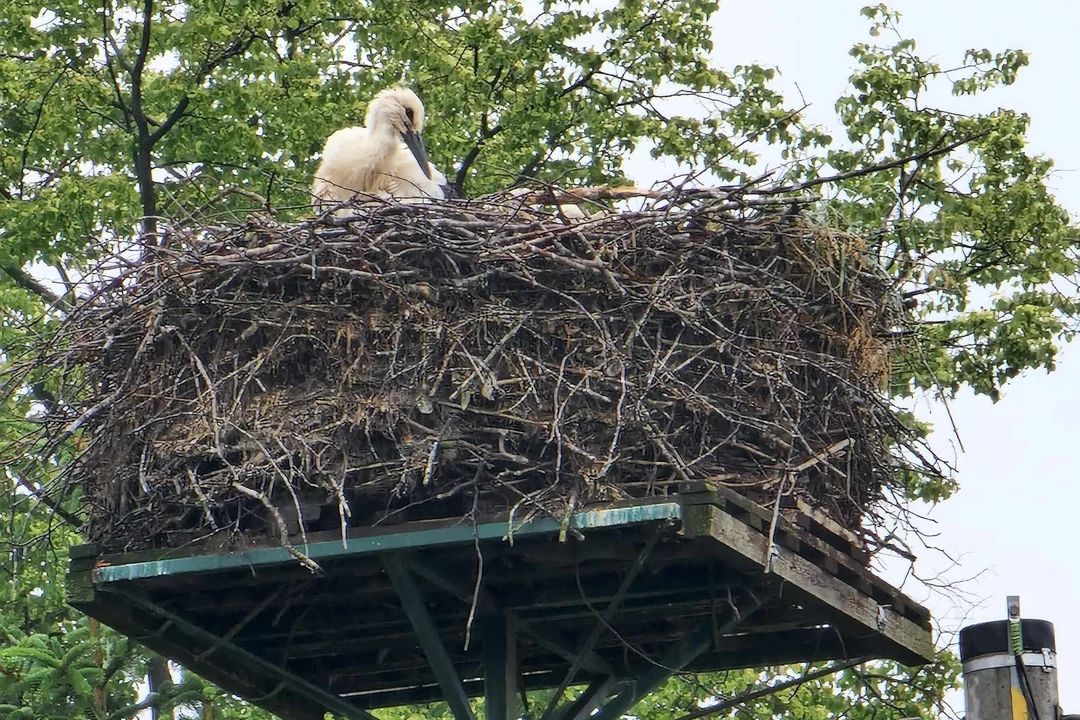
(19, 69), (68, 197)
(132, 0), (153, 83)
(559, 68), (598, 98)
(147, 32), (254, 148)
(129, 0), (158, 240)
(509, 71), (599, 185)
(12, 472), (83, 529)
(453, 117), (504, 196)
(0, 262), (67, 308)
(101, 1), (133, 130)
(147, 96), (190, 146)
(671, 657), (871, 720)
(106, 692), (161, 720)
(767, 130), (991, 196)
(456, 60), (597, 194)
(516, 123), (573, 184)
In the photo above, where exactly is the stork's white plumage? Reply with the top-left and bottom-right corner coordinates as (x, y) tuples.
(503, 187), (600, 222)
(384, 140), (449, 201)
(311, 87), (449, 211)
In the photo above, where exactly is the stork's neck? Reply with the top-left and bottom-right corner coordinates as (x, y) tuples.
(371, 123), (399, 144)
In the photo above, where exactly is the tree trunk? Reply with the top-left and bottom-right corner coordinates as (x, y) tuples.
(147, 656), (173, 720)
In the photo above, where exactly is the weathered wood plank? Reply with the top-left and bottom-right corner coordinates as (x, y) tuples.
(678, 488), (929, 627)
(69, 543), (101, 559)
(794, 498), (867, 552)
(680, 482), (867, 559)
(682, 503), (933, 665)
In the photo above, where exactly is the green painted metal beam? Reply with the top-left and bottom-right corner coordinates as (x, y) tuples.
(539, 527), (661, 720)
(591, 598), (763, 720)
(481, 615), (518, 720)
(383, 554), (477, 720)
(92, 502), (682, 584)
(555, 676), (621, 720)
(590, 625), (715, 720)
(402, 554), (613, 676)
(105, 587), (379, 720)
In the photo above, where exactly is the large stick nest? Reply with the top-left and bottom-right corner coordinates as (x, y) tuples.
(41, 188), (938, 553)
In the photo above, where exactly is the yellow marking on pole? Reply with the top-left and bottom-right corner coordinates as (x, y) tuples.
(1011, 685), (1030, 720)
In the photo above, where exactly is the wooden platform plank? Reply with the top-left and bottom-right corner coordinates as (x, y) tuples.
(680, 502), (933, 665)
(679, 488), (929, 627)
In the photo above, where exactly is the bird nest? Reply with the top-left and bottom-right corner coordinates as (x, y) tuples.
(36, 188), (938, 554)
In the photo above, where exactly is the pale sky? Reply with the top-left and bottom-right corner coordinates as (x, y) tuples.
(624, 0), (1080, 710)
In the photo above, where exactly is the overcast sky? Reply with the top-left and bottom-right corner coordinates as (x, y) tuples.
(621, 0), (1080, 709)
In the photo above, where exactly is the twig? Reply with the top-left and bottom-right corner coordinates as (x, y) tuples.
(463, 479), (484, 650)
(231, 481), (322, 575)
(764, 131), (991, 196)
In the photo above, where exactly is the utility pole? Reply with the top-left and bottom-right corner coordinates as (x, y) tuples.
(960, 596), (1066, 720)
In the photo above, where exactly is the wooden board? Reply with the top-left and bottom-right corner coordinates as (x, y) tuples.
(679, 502), (933, 665)
(677, 485), (929, 629)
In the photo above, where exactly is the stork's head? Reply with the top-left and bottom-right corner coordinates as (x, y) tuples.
(365, 87), (426, 134)
(365, 87), (432, 179)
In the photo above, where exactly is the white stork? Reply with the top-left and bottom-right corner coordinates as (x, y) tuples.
(311, 87), (450, 211)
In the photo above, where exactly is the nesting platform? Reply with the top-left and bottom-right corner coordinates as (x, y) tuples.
(68, 484), (932, 720)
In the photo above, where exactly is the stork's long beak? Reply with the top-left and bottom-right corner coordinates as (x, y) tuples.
(402, 130), (432, 179)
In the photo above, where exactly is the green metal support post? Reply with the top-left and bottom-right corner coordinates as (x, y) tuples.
(591, 599), (760, 720)
(481, 615), (519, 720)
(554, 676), (622, 720)
(383, 554), (477, 720)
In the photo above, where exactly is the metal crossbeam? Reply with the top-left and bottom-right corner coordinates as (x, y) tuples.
(591, 627), (713, 720)
(592, 598), (762, 720)
(383, 554), (477, 720)
(555, 676), (621, 720)
(403, 554), (613, 675)
(106, 587), (378, 720)
(540, 529), (662, 720)
(480, 616), (518, 720)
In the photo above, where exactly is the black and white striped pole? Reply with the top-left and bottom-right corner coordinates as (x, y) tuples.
(959, 596), (1066, 720)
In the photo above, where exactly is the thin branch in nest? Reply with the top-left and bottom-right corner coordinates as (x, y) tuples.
(187, 468), (218, 531)
(231, 481), (322, 575)
(463, 473), (484, 651)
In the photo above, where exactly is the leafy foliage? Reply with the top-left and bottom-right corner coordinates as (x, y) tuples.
(0, 0), (1070, 718)
(820, 7), (1079, 405)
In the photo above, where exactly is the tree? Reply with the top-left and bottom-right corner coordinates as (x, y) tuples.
(0, 0), (1072, 717)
